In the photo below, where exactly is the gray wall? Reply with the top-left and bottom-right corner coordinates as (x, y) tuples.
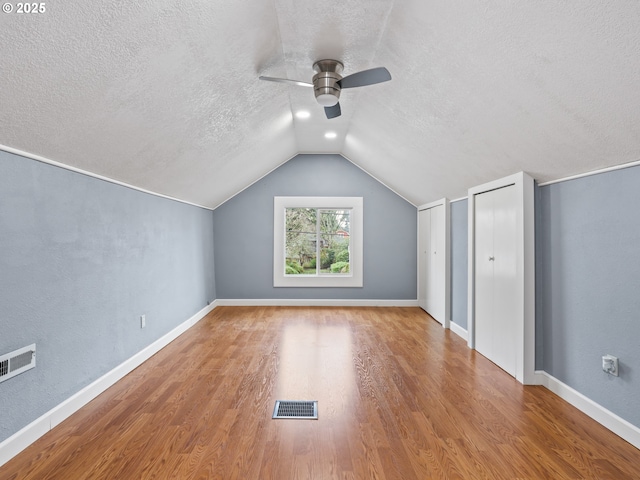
(6, 142), (637, 447)
(537, 165), (640, 427)
(0, 150), (216, 443)
(213, 154), (417, 299)
(450, 199), (468, 329)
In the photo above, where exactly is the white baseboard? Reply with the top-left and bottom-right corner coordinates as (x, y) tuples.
(0, 301), (218, 468)
(448, 321), (468, 341)
(535, 371), (640, 449)
(215, 299), (419, 307)
(10, 305), (636, 468)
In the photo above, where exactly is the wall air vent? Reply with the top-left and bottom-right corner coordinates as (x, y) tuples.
(0, 344), (36, 384)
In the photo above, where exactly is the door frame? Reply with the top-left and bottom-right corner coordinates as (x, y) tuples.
(417, 198), (450, 329)
(467, 172), (536, 384)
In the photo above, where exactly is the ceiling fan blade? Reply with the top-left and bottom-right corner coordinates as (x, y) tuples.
(337, 67), (391, 89)
(258, 76), (313, 88)
(324, 103), (341, 119)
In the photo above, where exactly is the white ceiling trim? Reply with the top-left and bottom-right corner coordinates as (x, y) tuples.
(0, 144), (214, 211)
(537, 158), (640, 187)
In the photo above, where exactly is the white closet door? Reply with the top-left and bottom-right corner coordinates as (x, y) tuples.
(418, 202), (448, 326)
(491, 185), (517, 375)
(474, 185), (517, 376)
(418, 205), (445, 324)
(474, 191), (495, 358)
(418, 208), (431, 311)
(429, 205), (445, 324)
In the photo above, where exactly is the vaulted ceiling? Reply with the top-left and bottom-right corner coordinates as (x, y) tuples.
(2, 1), (639, 208)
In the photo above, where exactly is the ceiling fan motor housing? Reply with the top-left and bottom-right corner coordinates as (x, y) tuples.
(312, 60), (343, 106)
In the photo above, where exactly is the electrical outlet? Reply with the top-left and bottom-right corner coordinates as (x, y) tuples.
(140, 314), (146, 329)
(602, 354), (618, 376)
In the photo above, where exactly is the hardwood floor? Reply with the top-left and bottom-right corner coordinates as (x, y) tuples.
(1, 307), (639, 479)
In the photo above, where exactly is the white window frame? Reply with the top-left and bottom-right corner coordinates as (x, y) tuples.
(274, 196), (363, 287)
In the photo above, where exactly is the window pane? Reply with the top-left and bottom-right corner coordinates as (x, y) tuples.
(274, 197), (362, 287)
(320, 210), (350, 274)
(285, 208), (317, 274)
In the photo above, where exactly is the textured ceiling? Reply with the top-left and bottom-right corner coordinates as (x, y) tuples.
(1, 1), (639, 208)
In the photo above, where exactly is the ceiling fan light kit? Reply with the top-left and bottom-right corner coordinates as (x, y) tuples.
(259, 59), (391, 119)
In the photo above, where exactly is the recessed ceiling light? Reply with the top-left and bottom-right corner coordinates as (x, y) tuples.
(295, 110), (311, 119)
(324, 131), (337, 139)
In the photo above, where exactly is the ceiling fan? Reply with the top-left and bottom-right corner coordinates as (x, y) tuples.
(259, 60), (392, 119)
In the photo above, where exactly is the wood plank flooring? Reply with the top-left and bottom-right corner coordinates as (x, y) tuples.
(1, 307), (639, 479)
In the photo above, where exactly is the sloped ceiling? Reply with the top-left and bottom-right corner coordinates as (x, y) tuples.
(1, 1), (639, 208)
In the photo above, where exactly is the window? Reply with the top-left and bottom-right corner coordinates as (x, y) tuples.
(284, 208), (350, 275)
(274, 197), (363, 287)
